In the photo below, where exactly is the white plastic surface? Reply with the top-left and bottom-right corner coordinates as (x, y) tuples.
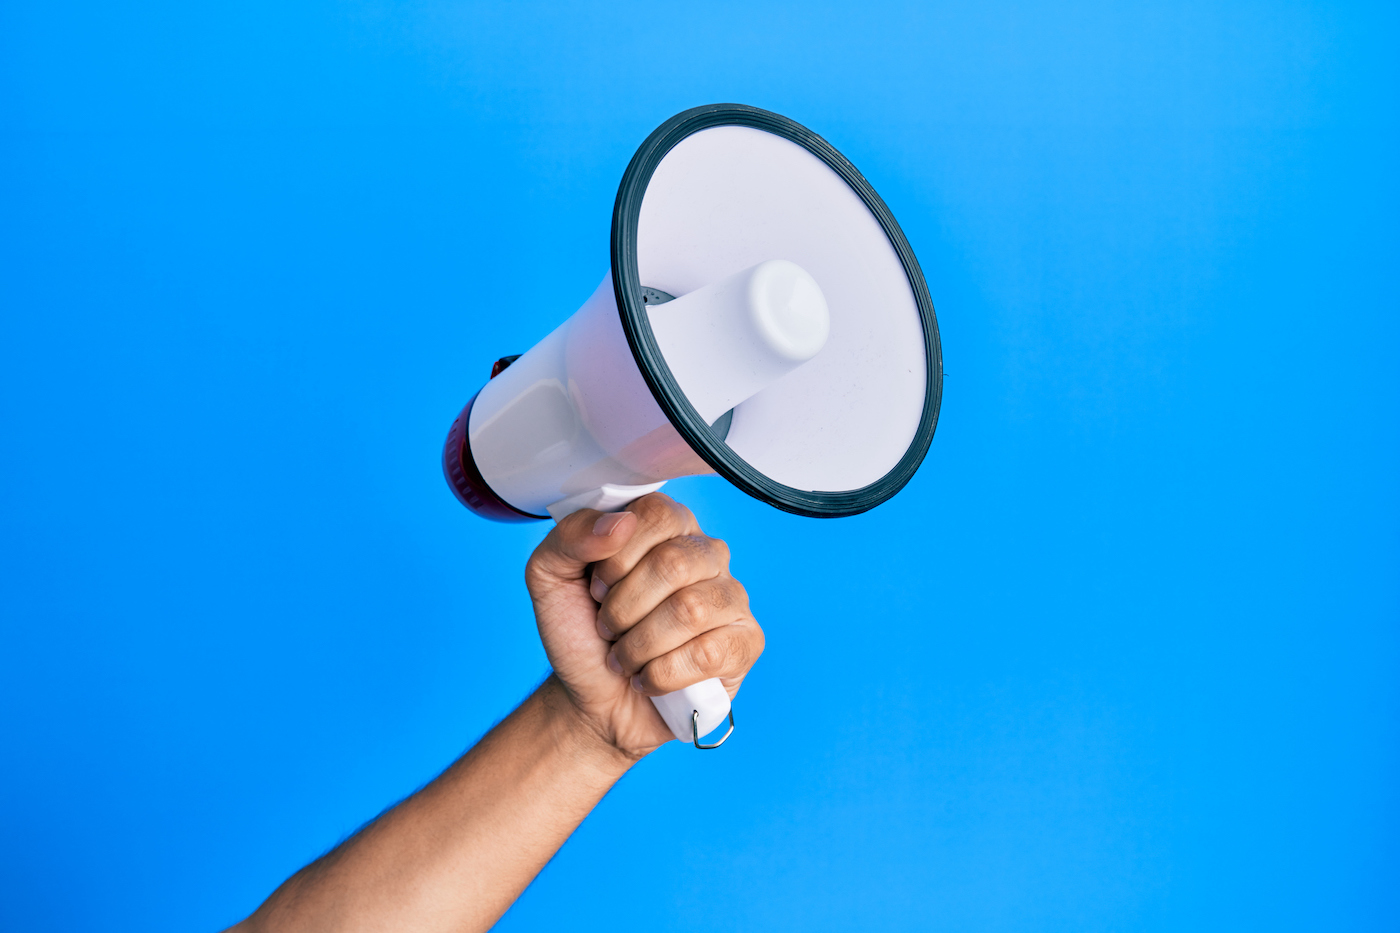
(637, 125), (928, 492)
(469, 263), (831, 517)
(651, 677), (732, 745)
(469, 274), (710, 516)
(648, 259), (829, 425)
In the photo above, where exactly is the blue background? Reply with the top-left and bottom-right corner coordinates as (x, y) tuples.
(2, 2), (1397, 930)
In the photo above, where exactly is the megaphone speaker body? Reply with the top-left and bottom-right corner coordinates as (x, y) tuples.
(444, 105), (943, 745)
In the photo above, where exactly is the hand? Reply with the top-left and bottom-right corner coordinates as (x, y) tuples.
(524, 493), (765, 759)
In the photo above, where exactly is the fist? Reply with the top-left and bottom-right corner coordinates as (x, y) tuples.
(524, 494), (765, 758)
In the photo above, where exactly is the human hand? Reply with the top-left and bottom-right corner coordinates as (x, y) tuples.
(524, 493), (764, 759)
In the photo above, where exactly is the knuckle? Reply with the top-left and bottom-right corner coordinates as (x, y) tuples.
(722, 627), (751, 670)
(653, 541), (694, 583)
(692, 635), (727, 675)
(656, 493), (693, 522)
(707, 536), (731, 564)
(635, 492), (695, 532)
(672, 588), (709, 629)
(641, 655), (675, 691)
(632, 616), (658, 652)
(705, 580), (733, 611)
(726, 577), (749, 607)
(630, 494), (675, 529)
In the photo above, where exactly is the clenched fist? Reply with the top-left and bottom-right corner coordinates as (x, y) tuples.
(525, 493), (765, 758)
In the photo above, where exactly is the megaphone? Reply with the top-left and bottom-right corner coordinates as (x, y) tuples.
(444, 104), (943, 747)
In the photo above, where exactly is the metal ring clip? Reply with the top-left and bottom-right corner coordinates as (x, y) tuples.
(691, 708), (736, 749)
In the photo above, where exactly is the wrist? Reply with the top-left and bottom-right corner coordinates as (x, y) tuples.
(535, 675), (648, 774)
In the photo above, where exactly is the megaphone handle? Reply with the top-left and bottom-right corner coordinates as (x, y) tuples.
(548, 485), (737, 749)
(650, 676), (733, 748)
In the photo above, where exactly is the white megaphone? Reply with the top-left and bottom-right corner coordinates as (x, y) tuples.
(444, 104), (943, 748)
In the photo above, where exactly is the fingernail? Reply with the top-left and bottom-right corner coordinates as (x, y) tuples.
(596, 617), (614, 640)
(589, 574), (609, 602)
(630, 674), (645, 693)
(593, 512), (628, 536)
(607, 650), (623, 675)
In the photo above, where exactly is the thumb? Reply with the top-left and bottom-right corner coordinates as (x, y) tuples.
(526, 509), (638, 590)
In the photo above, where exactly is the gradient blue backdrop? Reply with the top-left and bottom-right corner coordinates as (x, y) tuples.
(2, 2), (1396, 930)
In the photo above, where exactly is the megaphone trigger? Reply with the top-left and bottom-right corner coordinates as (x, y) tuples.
(544, 483), (668, 522)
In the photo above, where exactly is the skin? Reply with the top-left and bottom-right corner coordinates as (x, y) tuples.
(229, 493), (764, 933)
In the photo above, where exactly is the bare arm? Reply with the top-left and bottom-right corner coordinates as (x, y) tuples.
(230, 494), (763, 932)
(230, 676), (633, 932)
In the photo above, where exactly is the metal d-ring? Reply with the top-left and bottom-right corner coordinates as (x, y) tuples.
(691, 708), (736, 749)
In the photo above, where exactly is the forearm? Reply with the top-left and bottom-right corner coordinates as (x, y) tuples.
(233, 676), (638, 933)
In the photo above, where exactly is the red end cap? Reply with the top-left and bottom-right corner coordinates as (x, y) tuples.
(490, 354), (521, 379)
(442, 392), (548, 523)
